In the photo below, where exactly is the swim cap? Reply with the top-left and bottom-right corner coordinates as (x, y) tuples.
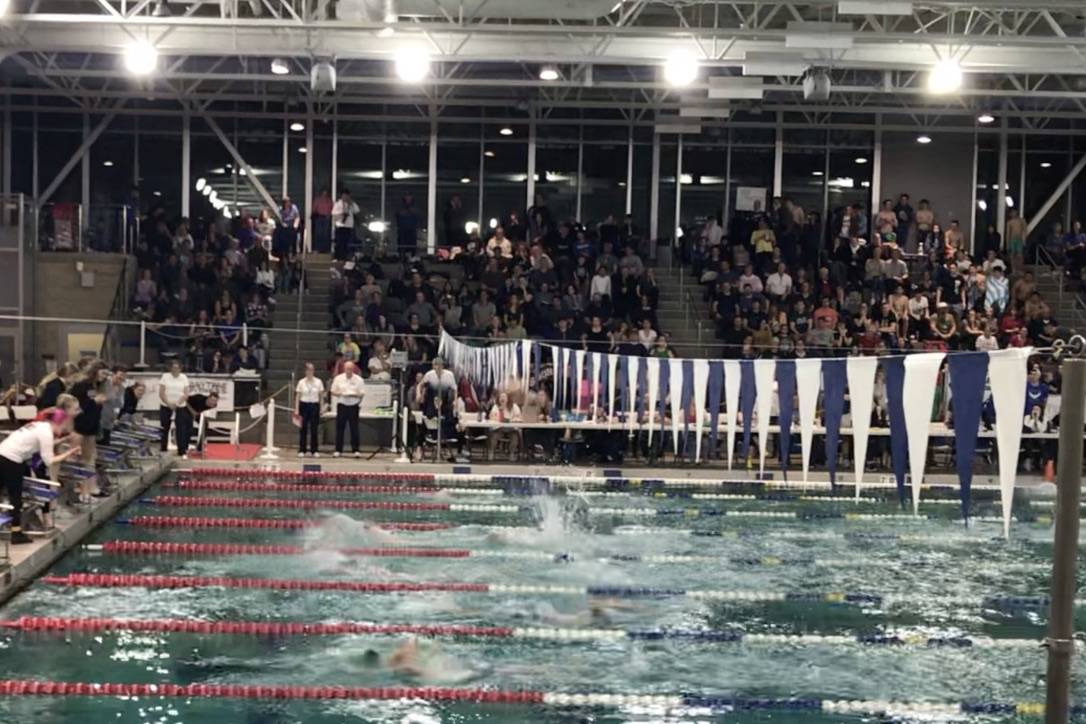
(360, 650), (381, 668)
(48, 409), (68, 425)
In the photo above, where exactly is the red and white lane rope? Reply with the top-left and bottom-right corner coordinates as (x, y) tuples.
(118, 516), (451, 531)
(169, 481), (503, 496)
(0, 679), (1065, 716)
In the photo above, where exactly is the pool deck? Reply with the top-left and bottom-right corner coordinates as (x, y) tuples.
(177, 452), (1058, 497)
(0, 456), (174, 606)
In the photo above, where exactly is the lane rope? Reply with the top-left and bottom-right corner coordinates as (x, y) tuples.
(117, 516), (452, 531)
(0, 679), (1072, 716)
(85, 541), (1047, 571)
(39, 573), (1065, 610)
(140, 495), (1047, 523)
(0, 616), (1056, 649)
(169, 481), (503, 496)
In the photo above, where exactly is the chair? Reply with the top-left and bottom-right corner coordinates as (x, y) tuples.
(421, 415), (459, 462)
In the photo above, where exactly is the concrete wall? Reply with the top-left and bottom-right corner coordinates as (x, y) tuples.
(30, 253), (131, 378)
(879, 131), (975, 246)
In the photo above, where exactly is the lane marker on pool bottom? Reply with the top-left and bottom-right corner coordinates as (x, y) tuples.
(39, 573), (1066, 610)
(0, 679), (1073, 717)
(140, 496), (1046, 524)
(0, 616), (1057, 649)
(84, 541), (1048, 571)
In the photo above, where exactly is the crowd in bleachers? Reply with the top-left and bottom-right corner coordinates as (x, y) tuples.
(129, 200), (312, 373)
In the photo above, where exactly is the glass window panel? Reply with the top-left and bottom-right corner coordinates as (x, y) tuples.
(782, 149), (825, 221)
(535, 143), (579, 224)
(657, 140), (678, 240)
(482, 141), (527, 232)
(436, 140), (481, 246)
(827, 149), (872, 228)
(582, 142), (627, 226)
(680, 143), (727, 226)
(728, 147), (774, 216)
(630, 140), (653, 238)
(385, 139), (429, 252)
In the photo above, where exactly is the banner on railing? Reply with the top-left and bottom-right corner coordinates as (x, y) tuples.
(129, 373), (257, 412)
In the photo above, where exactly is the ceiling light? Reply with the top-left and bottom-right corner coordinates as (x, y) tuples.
(153, 190), (162, 197)
(927, 58), (962, 94)
(539, 66), (560, 81)
(201, 185), (212, 196)
(679, 174), (693, 184)
(1041, 162), (1052, 168)
(0, 0), (10, 15)
(499, 127), (513, 136)
(663, 50), (698, 87)
(460, 177), (471, 184)
(860, 181), (870, 188)
(123, 40), (159, 76)
(392, 169), (410, 180)
(367, 220), (387, 234)
(239, 168), (247, 176)
(464, 221), (480, 234)
(270, 58), (290, 76)
(675, 226), (684, 239)
(854, 157), (868, 164)
(298, 146), (307, 154)
(916, 135), (932, 144)
(811, 171), (824, 177)
(290, 122), (304, 132)
(394, 49), (430, 83)
(195, 177), (206, 191)
(484, 150), (496, 157)
(488, 217), (498, 229)
(1005, 196), (1014, 208)
(102, 160), (114, 167)
(977, 113), (995, 124)
(977, 200), (988, 211)
(382, 0), (397, 24)
(151, 0), (172, 17)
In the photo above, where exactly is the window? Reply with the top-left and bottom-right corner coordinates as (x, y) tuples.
(436, 139), (481, 246)
(581, 141), (627, 226)
(482, 138), (527, 231)
(535, 142), (579, 224)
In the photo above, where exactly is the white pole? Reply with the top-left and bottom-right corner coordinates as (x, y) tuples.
(242, 322), (249, 347)
(138, 320), (146, 367)
(397, 405), (411, 463)
(260, 398), (279, 459)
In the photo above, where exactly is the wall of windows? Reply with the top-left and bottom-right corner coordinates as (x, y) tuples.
(7, 108), (1086, 253)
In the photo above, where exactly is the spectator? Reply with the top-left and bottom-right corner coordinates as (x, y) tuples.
(311, 187), (334, 253)
(330, 361), (365, 458)
(332, 188), (359, 260)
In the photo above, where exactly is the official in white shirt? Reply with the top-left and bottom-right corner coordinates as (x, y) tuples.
(294, 362), (325, 457)
(330, 361), (365, 457)
(0, 410), (82, 544)
(157, 359), (190, 455)
(332, 188), (360, 262)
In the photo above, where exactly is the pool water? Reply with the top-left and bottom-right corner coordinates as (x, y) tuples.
(0, 471), (1081, 723)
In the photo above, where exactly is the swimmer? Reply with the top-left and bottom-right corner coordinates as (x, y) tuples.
(536, 597), (642, 628)
(358, 638), (477, 682)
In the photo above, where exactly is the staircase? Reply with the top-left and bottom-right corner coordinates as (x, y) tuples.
(651, 263), (713, 358)
(1028, 264), (1086, 332)
(265, 253), (336, 445)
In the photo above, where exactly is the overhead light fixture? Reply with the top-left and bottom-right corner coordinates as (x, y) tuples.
(837, 1), (912, 15)
(927, 58), (962, 94)
(202, 185), (212, 196)
(488, 218), (498, 229)
(539, 66), (560, 81)
(153, 190), (162, 197)
(499, 127), (513, 136)
(916, 135), (932, 144)
(679, 173), (693, 184)
(151, 0), (172, 17)
(977, 199), (988, 211)
(663, 50), (698, 87)
(811, 171), (824, 177)
(464, 221), (480, 234)
(860, 181), (871, 188)
(394, 49), (431, 83)
(367, 220), (388, 234)
(1005, 196), (1015, 208)
(123, 40), (159, 76)
(675, 226), (684, 239)
(270, 58), (290, 76)
(484, 150), (496, 157)
(195, 178), (206, 191)
(289, 122), (305, 132)
(0, 0), (12, 14)
(298, 146), (307, 154)
(1041, 161), (1053, 168)
(977, 113), (995, 124)
(854, 157), (868, 164)
(102, 160), (114, 167)
(382, 0), (397, 24)
(460, 177), (471, 184)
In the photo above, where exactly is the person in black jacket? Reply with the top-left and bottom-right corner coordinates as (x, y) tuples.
(36, 362), (77, 410)
(67, 370), (106, 501)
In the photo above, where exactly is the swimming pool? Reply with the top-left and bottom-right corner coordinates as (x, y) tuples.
(0, 467), (1080, 722)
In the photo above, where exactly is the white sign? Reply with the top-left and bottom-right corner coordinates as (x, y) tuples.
(129, 372), (236, 412)
(735, 186), (768, 212)
(332, 382), (393, 413)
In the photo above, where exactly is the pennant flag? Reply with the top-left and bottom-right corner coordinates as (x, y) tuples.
(616, 355), (629, 424)
(882, 356), (909, 507)
(607, 354), (619, 426)
(521, 340), (532, 392)
(693, 360), (710, 462)
(753, 359), (776, 477)
(723, 360), (741, 469)
(821, 358), (847, 490)
(988, 347), (1032, 537)
(903, 352), (946, 514)
(553, 347), (563, 409)
(794, 359), (822, 483)
(533, 340), (542, 385)
(776, 360), (796, 477)
(658, 358), (671, 444)
(634, 356), (647, 422)
(845, 356), (878, 500)
(646, 357), (660, 444)
(573, 350), (586, 412)
(707, 361), (724, 461)
(669, 359), (685, 454)
(739, 360), (756, 463)
(946, 352), (989, 520)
